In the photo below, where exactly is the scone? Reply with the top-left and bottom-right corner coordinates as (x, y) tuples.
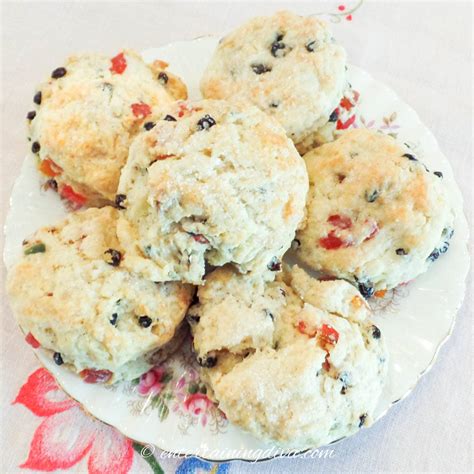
(6, 207), (194, 383)
(116, 99), (308, 284)
(188, 265), (388, 449)
(200, 11), (347, 153)
(27, 50), (187, 207)
(295, 129), (454, 296)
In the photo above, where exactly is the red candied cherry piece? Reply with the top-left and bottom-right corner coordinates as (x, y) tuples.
(79, 369), (113, 384)
(131, 102), (152, 118)
(319, 230), (351, 250)
(60, 184), (87, 207)
(25, 332), (41, 348)
(328, 214), (352, 229)
(110, 52), (127, 74)
(319, 324), (340, 345)
(177, 102), (191, 117)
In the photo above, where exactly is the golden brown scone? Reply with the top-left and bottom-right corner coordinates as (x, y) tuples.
(295, 129), (454, 295)
(6, 207), (194, 383)
(200, 11), (346, 151)
(27, 50), (188, 207)
(116, 99), (308, 284)
(188, 265), (388, 448)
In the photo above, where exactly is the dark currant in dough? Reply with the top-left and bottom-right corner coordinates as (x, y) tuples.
(33, 91), (42, 105)
(197, 355), (217, 368)
(357, 281), (375, 299)
(138, 315), (153, 328)
(371, 325), (381, 339)
(144, 121), (156, 131)
(251, 63), (272, 75)
(197, 114), (216, 131)
(115, 194), (127, 209)
(267, 257), (281, 271)
(51, 67), (67, 79)
(104, 249), (122, 267)
(158, 72), (168, 84)
(365, 190), (379, 203)
(53, 352), (64, 365)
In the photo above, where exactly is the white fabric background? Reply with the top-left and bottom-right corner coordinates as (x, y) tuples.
(1, 1), (472, 473)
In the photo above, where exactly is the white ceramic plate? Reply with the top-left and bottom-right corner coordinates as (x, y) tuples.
(4, 37), (469, 462)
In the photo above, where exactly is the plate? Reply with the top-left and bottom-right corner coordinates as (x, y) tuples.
(3, 36), (469, 462)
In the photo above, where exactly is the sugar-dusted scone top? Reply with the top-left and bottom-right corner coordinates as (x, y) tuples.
(27, 50), (187, 206)
(200, 10), (347, 153)
(6, 207), (194, 383)
(117, 99), (308, 284)
(189, 265), (388, 448)
(296, 129), (454, 296)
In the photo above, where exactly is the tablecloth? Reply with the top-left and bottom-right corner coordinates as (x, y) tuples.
(1, 1), (472, 473)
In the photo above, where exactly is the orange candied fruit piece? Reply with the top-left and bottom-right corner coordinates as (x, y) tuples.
(374, 289), (387, 298)
(351, 295), (363, 308)
(39, 158), (63, 177)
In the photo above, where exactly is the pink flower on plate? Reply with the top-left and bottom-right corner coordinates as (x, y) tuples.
(136, 366), (166, 396)
(355, 116), (376, 129)
(13, 368), (134, 473)
(183, 393), (214, 426)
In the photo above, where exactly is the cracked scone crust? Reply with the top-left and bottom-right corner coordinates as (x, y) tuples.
(27, 51), (187, 205)
(117, 99), (308, 284)
(188, 265), (388, 448)
(200, 11), (347, 152)
(295, 129), (454, 295)
(6, 207), (193, 383)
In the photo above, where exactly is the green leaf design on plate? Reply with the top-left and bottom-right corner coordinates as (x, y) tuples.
(151, 395), (169, 421)
(132, 442), (164, 474)
(161, 372), (173, 384)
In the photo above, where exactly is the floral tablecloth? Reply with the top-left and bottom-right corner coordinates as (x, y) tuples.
(1, 1), (472, 473)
